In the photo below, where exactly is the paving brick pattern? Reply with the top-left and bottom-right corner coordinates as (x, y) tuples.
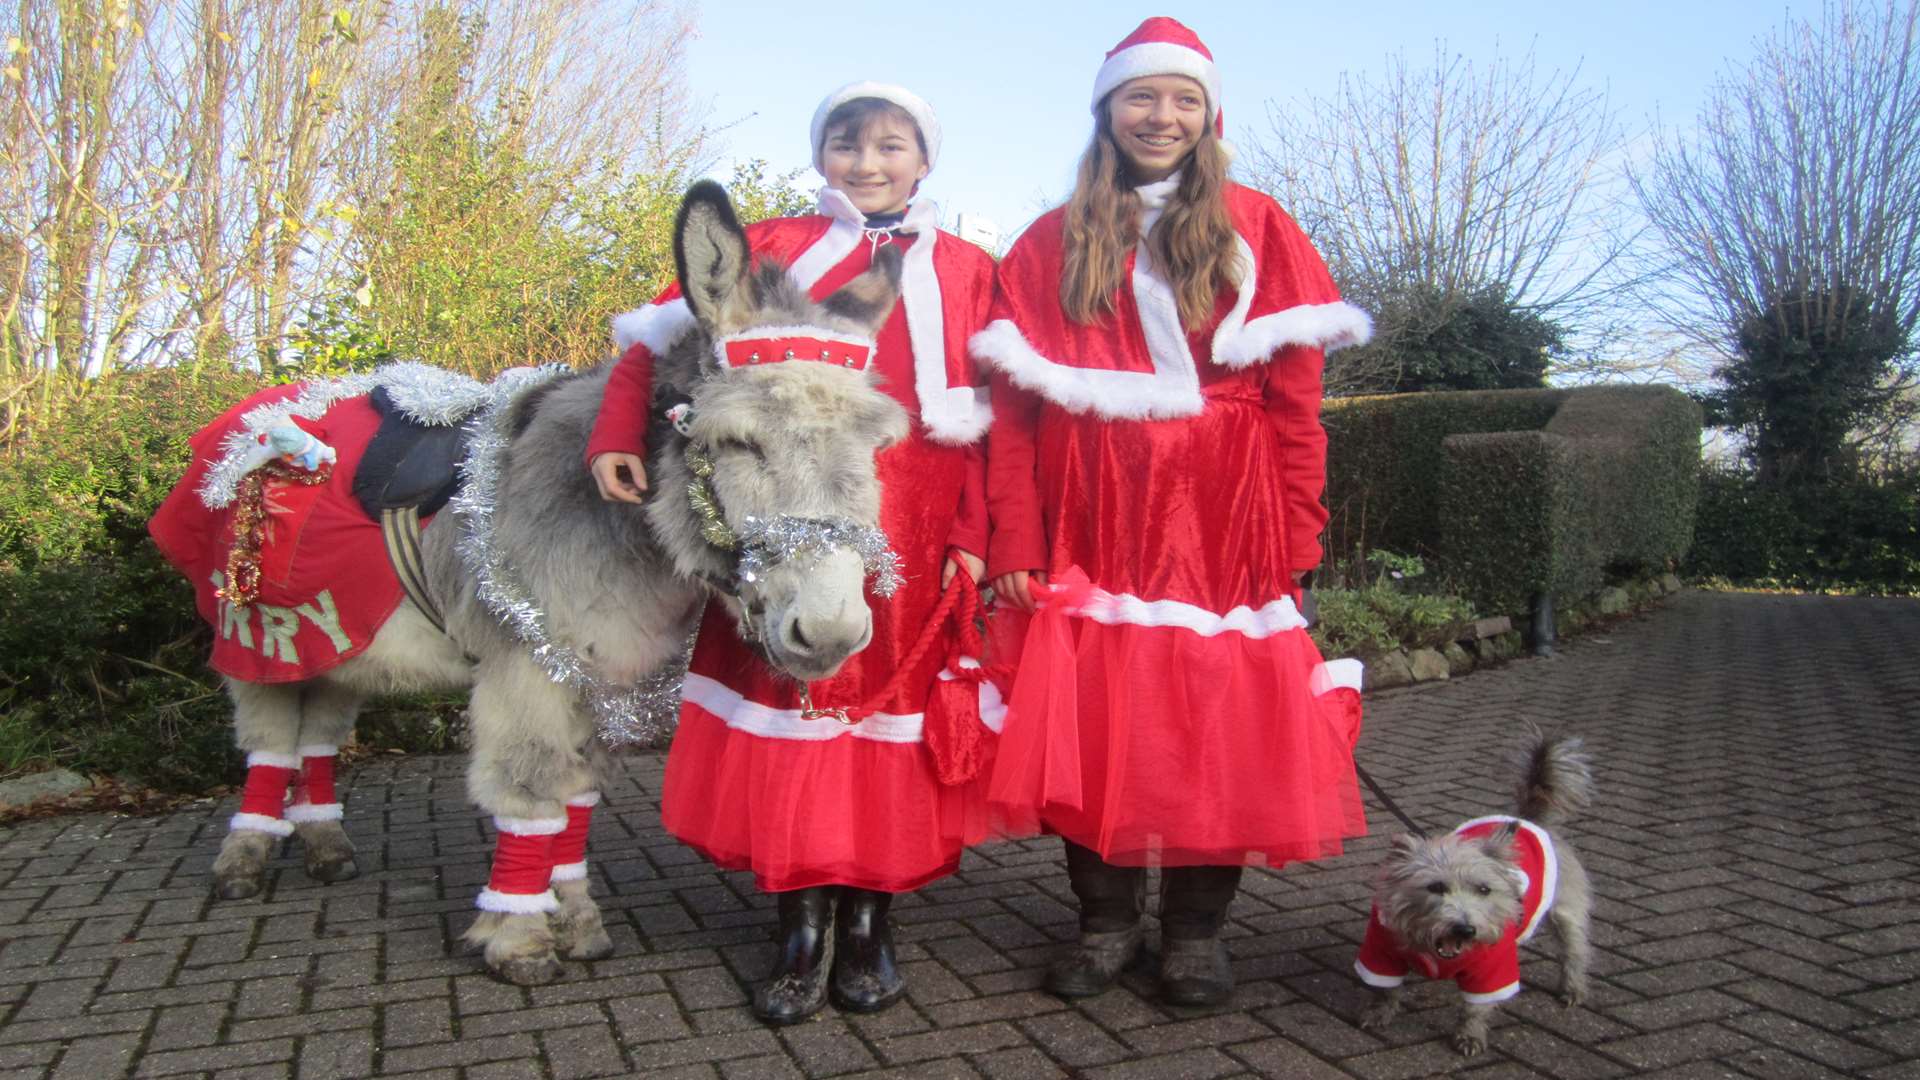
(2, 590), (1915, 1078)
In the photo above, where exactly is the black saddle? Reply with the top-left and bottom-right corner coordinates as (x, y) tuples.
(352, 385), (469, 520)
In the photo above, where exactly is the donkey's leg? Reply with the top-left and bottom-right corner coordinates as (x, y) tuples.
(288, 680), (364, 884)
(462, 652), (596, 986)
(214, 679), (303, 900)
(550, 736), (615, 961)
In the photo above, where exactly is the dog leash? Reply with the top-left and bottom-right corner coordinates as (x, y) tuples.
(1353, 762), (1426, 838)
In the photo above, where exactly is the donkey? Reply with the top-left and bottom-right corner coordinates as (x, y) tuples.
(171, 181), (909, 984)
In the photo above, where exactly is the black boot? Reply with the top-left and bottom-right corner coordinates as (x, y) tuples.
(1046, 842), (1147, 998)
(753, 887), (836, 1025)
(1159, 864), (1243, 1006)
(831, 887), (906, 1013)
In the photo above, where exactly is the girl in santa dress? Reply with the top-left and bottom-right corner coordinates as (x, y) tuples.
(587, 83), (998, 1025)
(975, 17), (1372, 1007)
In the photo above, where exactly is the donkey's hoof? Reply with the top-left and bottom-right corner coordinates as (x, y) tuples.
(213, 873), (265, 901)
(490, 954), (563, 986)
(305, 854), (360, 884)
(560, 925), (613, 961)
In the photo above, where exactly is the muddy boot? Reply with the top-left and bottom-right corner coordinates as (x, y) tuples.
(831, 887), (906, 1013)
(753, 886), (837, 1025)
(1046, 841), (1146, 998)
(1159, 864), (1243, 1006)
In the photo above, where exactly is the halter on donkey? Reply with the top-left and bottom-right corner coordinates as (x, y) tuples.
(151, 181), (912, 986)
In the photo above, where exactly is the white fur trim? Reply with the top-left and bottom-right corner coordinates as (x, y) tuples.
(1311, 659), (1366, 696)
(493, 816), (568, 837)
(565, 791), (602, 809)
(1216, 302), (1374, 367)
(294, 744), (338, 758)
(283, 802), (344, 823)
(939, 657), (1007, 733)
(1054, 586), (1308, 640)
(971, 319), (1204, 419)
(896, 212), (993, 445)
(711, 325), (876, 372)
(1093, 41), (1222, 124)
(1456, 816), (1558, 944)
(229, 812), (295, 837)
(476, 887), (560, 915)
(811, 81), (942, 171)
(1462, 981), (1523, 1005)
(1353, 958), (1405, 988)
(245, 750), (300, 770)
(683, 672), (926, 743)
(549, 861), (588, 882)
(611, 298), (695, 355)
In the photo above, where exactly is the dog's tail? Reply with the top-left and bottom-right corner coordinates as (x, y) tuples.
(1514, 727), (1593, 827)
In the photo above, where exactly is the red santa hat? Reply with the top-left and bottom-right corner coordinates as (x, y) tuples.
(1091, 16), (1224, 137)
(810, 81), (942, 172)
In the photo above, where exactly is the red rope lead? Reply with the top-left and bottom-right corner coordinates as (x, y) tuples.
(835, 565), (982, 723)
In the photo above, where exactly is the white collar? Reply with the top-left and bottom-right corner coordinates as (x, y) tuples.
(815, 187), (940, 234)
(1135, 174), (1182, 213)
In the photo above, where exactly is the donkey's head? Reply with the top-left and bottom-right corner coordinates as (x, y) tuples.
(649, 181), (909, 682)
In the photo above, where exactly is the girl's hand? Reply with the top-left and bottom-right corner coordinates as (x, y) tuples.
(990, 570), (1048, 613)
(942, 548), (987, 589)
(590, 452), (649, 504)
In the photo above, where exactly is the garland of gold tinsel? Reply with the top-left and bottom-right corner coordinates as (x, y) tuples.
(217, 460), (334, 606)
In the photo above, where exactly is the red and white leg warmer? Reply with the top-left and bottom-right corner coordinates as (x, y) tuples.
(286, 745), (344, 825)
(230, 751), (299, 836)
(477, 815), (566, 915)
(549, 792), (600, 886)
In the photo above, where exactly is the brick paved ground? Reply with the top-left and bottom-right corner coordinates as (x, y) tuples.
(2, 589), (1916, 1079)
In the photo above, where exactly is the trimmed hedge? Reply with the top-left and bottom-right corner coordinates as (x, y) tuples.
(1684, 465), (1920, 594)
(1325, 385), (1702, 616)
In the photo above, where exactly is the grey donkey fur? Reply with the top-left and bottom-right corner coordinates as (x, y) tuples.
(206, 182), (909, 987)
(1356, 729), (1595, 1056)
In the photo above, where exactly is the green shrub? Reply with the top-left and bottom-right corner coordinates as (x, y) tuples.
(1323, 389), (1567, 563)
(1310, 552), (1478, 660)
(0, 368), (270, 786)
(1684, 465), (1920, 594)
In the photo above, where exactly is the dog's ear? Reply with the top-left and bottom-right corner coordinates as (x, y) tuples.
(1388, 833), (1424, 860)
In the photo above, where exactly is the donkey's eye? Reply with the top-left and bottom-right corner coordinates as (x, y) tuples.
(1426, 882), (1447, 895)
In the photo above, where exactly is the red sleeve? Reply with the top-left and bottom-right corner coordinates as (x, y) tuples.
(584, 342), (655, 465)
(945, 441), (988, 561)
(1354, 912), (1410, 987)
(1264, 344), (1330, 578)
(985, 371), (1049, 578)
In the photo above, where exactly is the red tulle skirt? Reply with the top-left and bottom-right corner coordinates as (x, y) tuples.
(661, 686), (993, 893)
(984, 574), (1366, 868)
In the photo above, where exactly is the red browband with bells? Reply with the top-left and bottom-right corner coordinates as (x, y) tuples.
(714, 328), (873, 372)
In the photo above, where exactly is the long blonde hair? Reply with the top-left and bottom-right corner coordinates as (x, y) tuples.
(1059, 106), (1239, 330)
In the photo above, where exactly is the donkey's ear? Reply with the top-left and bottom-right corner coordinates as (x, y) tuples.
(820, 243), (903, 334)
(674, 181), (753, 334)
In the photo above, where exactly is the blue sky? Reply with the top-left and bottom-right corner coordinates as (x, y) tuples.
(682, 0), (1808, 239)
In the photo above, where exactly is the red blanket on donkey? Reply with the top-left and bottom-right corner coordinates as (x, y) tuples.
(149, 384), (405, 684)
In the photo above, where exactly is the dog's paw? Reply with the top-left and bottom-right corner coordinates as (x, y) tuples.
(1358, 1002), (1398, 1032)
(1452, 1028), (1488, 1057)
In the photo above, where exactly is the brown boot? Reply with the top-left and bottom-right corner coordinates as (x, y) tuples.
(1046, 842), (1146, 999)
(1158, 864), (1242, 1006)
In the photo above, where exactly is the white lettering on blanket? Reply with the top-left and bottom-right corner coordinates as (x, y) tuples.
(208, 571), (356, 663)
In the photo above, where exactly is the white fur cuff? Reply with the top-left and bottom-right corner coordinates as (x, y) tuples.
(295, 744), (338, 758)
(565, 792), (602, 808)
(476, 888), (560, 915)
(245, 751), (301, 770)
(1353, 958), (1405, 988)
(284, 802), (345, 823)
(493, 816), (568, 836)
(550, 861), (589, 882)
(230, 812), (296, 837)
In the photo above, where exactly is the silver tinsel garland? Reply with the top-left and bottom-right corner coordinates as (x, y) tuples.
(198, 361), (493, 509)
(734, 515), (903, 598)
(448, 365), (682, 746)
